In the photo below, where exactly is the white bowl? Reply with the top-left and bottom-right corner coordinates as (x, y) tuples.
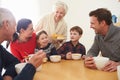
(15, 63), (42, 74)
(50, 55), (61, 62)
(72, 53), (82, 60)
(93, 57), (109, 70)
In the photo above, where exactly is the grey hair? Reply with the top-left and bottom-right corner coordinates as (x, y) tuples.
(53, 1), (68, 14)
(0, 8), (15, 28)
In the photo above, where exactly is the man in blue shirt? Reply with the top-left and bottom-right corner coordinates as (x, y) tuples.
(0, 8), (45, 80)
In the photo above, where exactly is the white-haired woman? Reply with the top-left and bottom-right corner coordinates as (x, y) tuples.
(34, 1), (68, 49)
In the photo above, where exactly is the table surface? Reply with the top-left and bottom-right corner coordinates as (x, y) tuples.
(34, 60), (118, 80)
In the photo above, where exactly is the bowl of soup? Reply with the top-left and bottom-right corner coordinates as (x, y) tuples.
(50, 55), (61, 62)
(72, 53), (82, 60)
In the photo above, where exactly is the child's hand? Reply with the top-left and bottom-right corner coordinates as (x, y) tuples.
(66, 52), (72, 59)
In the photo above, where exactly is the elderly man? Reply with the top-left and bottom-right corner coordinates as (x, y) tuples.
(0, 8), (45, 80)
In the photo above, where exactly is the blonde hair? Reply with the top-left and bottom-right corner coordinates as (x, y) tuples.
(53, 1), (68, 14)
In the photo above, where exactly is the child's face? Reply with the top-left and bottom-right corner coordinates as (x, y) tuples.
(37, 33), (49, 47)
(70, 30), (81, 42)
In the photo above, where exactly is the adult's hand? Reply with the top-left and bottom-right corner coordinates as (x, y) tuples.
(102, 60), (120, 72)
(84, 56), (97, 69)
(3, 76), (12, 80)
(28, 50), (46, 68)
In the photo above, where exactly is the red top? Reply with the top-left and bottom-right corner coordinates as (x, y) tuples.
(10, 33), (36, 62)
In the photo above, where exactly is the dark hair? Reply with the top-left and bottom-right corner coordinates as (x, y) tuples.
(89, 8), (112, 25)
(70, 26), (83, 35)
(13, 18), (32, 42)
(6, 32), (18, 48)
(17, 18), (32, 33)
(36, 30), (48, 40)
(36, 30), (48, 48)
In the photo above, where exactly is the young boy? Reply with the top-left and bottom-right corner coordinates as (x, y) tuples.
(57, 26), (86, 59)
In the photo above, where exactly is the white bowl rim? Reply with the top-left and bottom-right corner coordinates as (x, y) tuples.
(50, 55), (61, 62)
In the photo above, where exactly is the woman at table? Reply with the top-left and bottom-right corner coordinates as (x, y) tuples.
(57, 26), (86, 59)
(10, 18), (36, 62)
(34, 1), (68, 49)
(35, 30), (57, 60)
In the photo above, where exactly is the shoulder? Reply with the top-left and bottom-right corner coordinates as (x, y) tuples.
(62, 41), (71, 46)
(78, 42), (85, 47)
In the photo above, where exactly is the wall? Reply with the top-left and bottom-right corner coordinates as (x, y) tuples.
(1, 0), (120, 52)
(64, 0), (120, 52)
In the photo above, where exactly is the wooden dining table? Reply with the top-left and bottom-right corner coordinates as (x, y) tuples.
(33, 60), (118, 80)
